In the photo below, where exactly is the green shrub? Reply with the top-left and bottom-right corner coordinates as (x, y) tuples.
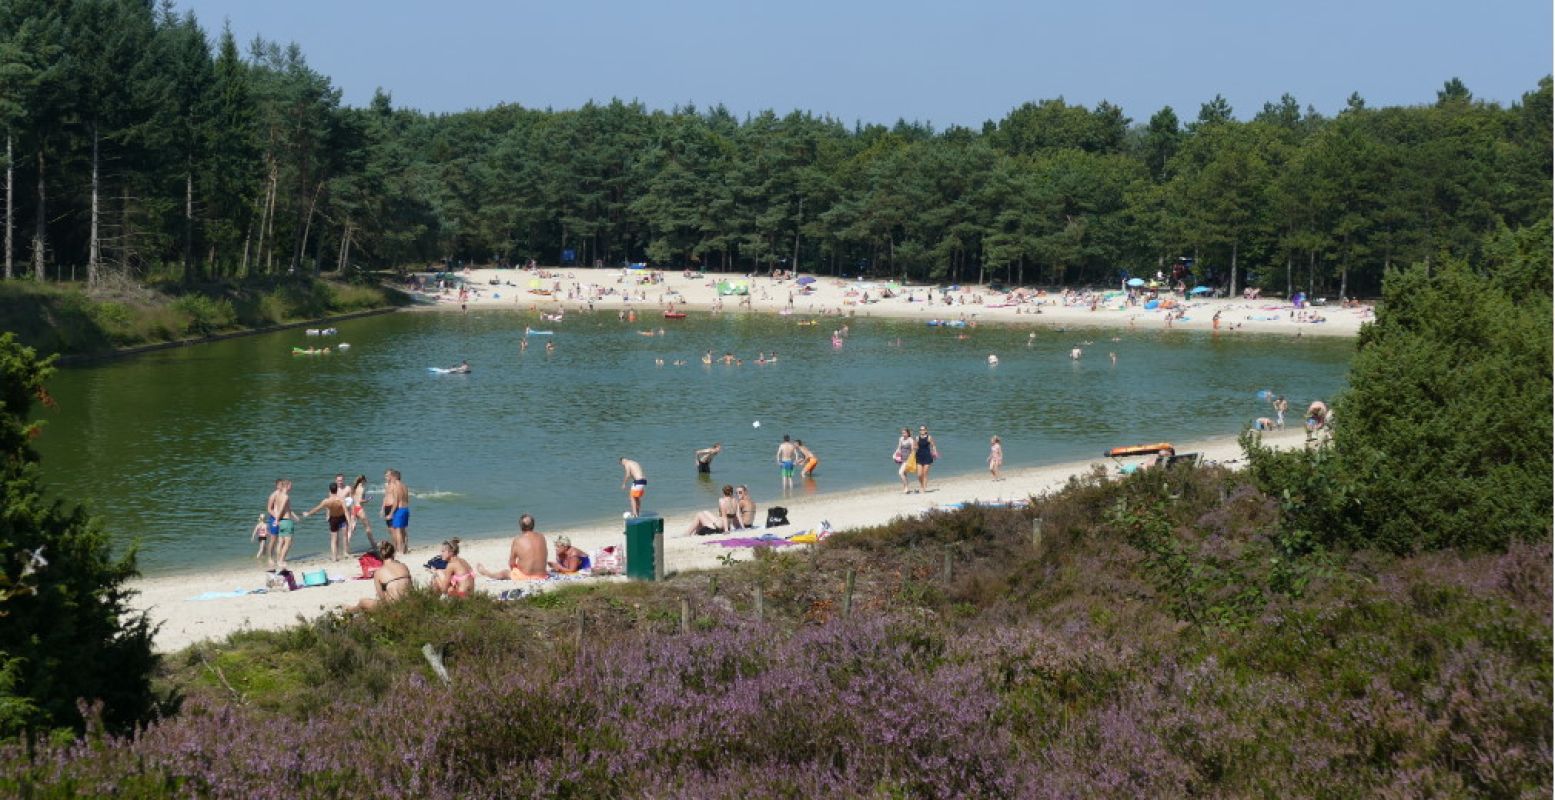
(1247, 227), (1553, 553)
(169, 295), (237, 336)
(0, 335), (162, 736)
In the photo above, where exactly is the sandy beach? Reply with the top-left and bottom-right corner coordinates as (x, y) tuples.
(409, 265), (1373, 338)
(134, 427), (1316, 652)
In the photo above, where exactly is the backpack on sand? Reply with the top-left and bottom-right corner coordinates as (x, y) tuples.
(765, 506), (789, 527)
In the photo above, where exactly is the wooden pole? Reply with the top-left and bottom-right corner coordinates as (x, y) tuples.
(573, 608), (584, 653)
(680, 597), (690, 634)
(754, 586), (764, 622)
(942, 551), (953, 583)
(1031, 517), (1044, 554)
(843, 569), (856, 617)
(709, 575), (719, 596)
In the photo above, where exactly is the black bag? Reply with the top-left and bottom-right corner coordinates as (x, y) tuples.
(765, 506), (789, 527)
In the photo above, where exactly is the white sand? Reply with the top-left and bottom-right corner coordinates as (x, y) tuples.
(133, 267), (1364, 651)
(132, 427), (1317, 652)
(411, 265), (1373, 338)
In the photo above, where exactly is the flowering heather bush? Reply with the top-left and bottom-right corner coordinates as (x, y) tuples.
(2, 467), (1547, 798)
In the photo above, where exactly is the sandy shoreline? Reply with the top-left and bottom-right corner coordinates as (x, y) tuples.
(406, 265), (1373, 339)
(133, 427), (1314, 652)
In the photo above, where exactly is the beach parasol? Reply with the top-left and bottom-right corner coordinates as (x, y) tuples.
(1190, 286), (1213, 295)
(1126, 278), (1145, 287)
(796, 276), (816, 285)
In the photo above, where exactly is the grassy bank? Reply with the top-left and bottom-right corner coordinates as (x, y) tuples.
(0, 275), (410, 358)
(2, 464), (1546, 798)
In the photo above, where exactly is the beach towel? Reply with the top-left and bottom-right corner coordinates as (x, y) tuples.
(708, 535), (795, 548)
(188, 589), (258, 601)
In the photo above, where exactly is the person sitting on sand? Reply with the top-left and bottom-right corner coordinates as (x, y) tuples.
(548, 535), (587, 574)
(477, 514), (549, 581)
(686, 487), (739, 536)
(347, 541), (412, 613)
(430, 538), (476, 597)
(1146, 447), (1176, 469)
(736, 485), (756, 528)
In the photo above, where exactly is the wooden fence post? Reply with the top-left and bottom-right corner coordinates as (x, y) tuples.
(754, 586), (764, 622)
(843, 569), (856, 617)
(680, 597), (690, 634)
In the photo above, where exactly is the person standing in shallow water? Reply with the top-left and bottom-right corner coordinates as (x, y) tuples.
(775, 435), (798, 493)
(915, 425), (939, 493)
(382, 469), (411, 554)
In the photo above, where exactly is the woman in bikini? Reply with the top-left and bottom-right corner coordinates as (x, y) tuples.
(430, 539), (476, 598)
(348, 475), (375, 551)
(894, 427), (915, 492)
(685, 486), (739, 536)
(736, 485), (756, 528)
(349, 541), (411, 612)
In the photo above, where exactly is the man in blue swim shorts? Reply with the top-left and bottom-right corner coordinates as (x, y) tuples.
(266, 478), (300, 570)
(775, 435), (798, 492)
(383, 468), (412, 554)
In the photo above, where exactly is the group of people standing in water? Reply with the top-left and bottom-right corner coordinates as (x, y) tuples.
(257, 469), (411, 571)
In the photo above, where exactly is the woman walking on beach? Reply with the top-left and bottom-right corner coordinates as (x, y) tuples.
(988, 436), (1003, 480)
(894, 427), (915, 492)
(349, 475), (376, 551)
(915, 425), (939, 493)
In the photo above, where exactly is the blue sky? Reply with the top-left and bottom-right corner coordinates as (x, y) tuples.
(180, 0), (1552, 126)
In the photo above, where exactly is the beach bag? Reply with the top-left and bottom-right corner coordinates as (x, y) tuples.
(592, 546), (624, 576)
(302, 569), (328, 587)
(904, 452), (917, 471)
(893, 451), (904, 464)
(358, 552), (383, 579)
(765, 506), (789, 528)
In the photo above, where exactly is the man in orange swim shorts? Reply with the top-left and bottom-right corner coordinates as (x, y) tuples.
(620, 457), (646, 516)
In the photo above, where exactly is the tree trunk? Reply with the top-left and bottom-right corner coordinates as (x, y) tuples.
(338, 223), (353, 272)
(258, 162), (278, 273)
(31, 146), (45, 281)
(1285, 252), (1293, 298)
(184, 163), (194, 281)
(296, 182), (324, 275)
(1307, 250), (1315, 297)
(1228, 240), (1238, 299)
(4, 132), (11, 280)
(89, 127), (100, 287)
(240, 217), (253, 277)
(119, 184), (131, 272)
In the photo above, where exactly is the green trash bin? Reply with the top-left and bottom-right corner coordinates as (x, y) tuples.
(624, 514), (664, 581)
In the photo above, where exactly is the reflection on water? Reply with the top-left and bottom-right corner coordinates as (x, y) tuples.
(37, 310), (1353, 575)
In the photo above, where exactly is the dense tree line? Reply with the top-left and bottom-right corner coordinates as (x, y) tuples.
(1, 1), (1549, 297)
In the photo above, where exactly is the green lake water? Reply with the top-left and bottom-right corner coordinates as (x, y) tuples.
(36, 310), (1353, 575)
